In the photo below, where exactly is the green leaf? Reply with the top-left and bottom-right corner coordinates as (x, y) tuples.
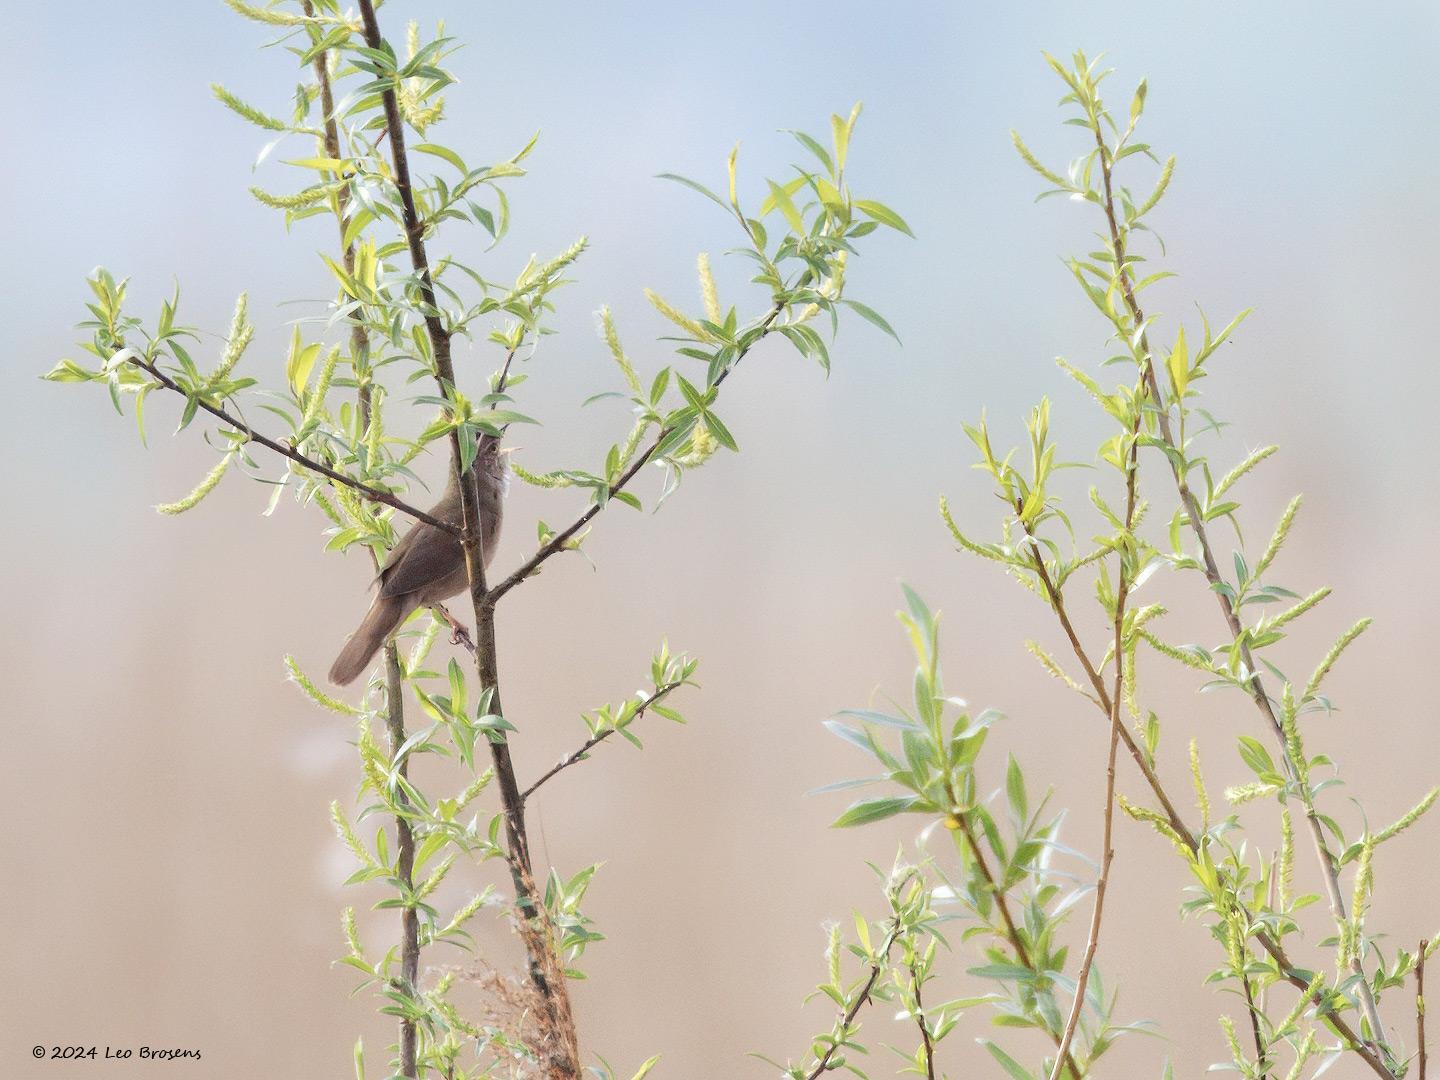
(627, 1056), (662, 1080)
(413, 143), (468, 173)
(1166, 325), (1189, 398)
(853, 198), (914, 237)
(982, 1040), (1036, 1080)
(655, 172), (725, 208)
(841, 299), (900, 343)
(831, 795), (918, 828)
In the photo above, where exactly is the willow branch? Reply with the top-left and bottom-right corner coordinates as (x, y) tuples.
(1091, 120), (1391, 1062)
(1048, 412), (1140, 1079)
(909, 961), (936, 1080)
(1420, 942), (1429, 1080)
(953, 810), (1082, 1079)
(485, 288), (799, 606)
(803, 923), (900, 1080)
(118, 351), (456, 534)
(520, 680), (685, 802)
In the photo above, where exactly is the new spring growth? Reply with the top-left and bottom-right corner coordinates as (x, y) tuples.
(1189, 740), (1211, 830)
(331, 802), (376, 869)
(696, 253), (721, 324)
(155, 449), (237, 515)
(298, 345), (342, 437)
(286, 654), (364, 716)
(1279, 809), (1294, 909)
(644, 288), (710, 341)
(1254, 494), (1302, 580)
(598, 307), (641, 395)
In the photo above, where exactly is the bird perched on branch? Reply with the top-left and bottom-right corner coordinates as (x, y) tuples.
(329, 437), (507, 686)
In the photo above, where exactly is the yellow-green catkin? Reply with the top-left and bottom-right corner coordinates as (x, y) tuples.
(598, 306), (641, 393)
(299, 345), (342, 433)
(286, 655), (363, 715)
(675, 422), (717, 468)
(510, 462), (577, 489)
(211, 84), (287, 131)
(1278, 809), (1295, 909)
(224, 0), (313, 27)
(1304, 618), (1373, 699)
(697, 253), (721, 323)
(155, 450), (236, 515)
(1137, 154), (1175, 216)
(414, 853), (457, 901)
(356, 717), (390, 801)
(330, 802), (374, 868)
(455, 768), (494, 814)
(440, 888), (494, 937)
(1190, 739), (1211, 829)
(1375, 786), (1440, 845)
(341, 906), (364, 957)
(1269, 586), (1330, 631)
(249, 182), (341, 210)
(1213, 444), (1279, 501)
(644, 288), (709, 340)
(1255, 494), (1302, 579)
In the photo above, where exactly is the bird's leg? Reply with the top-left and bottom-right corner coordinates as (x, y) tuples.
(433, 604), (476, 654)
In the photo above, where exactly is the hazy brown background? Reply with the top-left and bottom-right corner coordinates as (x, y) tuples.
(4, 2), (1439, 1077)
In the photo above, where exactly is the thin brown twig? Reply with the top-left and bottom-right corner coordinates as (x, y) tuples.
(803, 924), (901, 1080)
(909, 961), (936, 1080)
(520, 681), (684, 802)
(1090, 119), (1392, 1064)
(1419, 941), (1429, 1080)
(953, 810), (1082, 1080)
(1242, 972), (1269, 1080)
(305, 20), (422, 1072)
(117, 351), (456, 534)
(484, 285), (803, 606)
(1048, 401), (1141, 1078)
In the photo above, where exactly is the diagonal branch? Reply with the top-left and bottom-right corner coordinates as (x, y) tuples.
(118, 350), (457, 534)
(1048, 407), (1141, 1079)
(520, 680), (685, 802)
(952, 809), (1082, 1079)
(485, 286), (801, 606)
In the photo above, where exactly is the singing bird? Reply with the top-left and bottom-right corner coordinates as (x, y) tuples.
(329, 437), (507, 686)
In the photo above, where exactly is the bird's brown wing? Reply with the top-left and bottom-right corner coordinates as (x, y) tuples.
(376, 521), (463, 599)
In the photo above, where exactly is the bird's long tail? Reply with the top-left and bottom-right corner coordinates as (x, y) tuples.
(329, 595), (408, 686)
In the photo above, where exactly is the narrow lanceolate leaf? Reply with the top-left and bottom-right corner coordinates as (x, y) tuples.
(853, 199), (914, 237)
(841, 299), (900, 343)
(831, 795), (919, 828)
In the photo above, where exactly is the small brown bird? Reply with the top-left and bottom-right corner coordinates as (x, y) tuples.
(329, 437), (507, 686)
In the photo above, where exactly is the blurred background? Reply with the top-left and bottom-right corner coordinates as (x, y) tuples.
(4, 1), (1439, 1076)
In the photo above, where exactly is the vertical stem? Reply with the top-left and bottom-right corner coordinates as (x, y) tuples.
(305, 13), (420, 1075)
(1420, 942), (1429, 1080)
(1046, 413), (1139, 1080)
(909, 961), (936, 1080)
(1242, 972), (1268, 1080)
(384, 644), (420, 1078)
(351, 4), (578, 1075)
